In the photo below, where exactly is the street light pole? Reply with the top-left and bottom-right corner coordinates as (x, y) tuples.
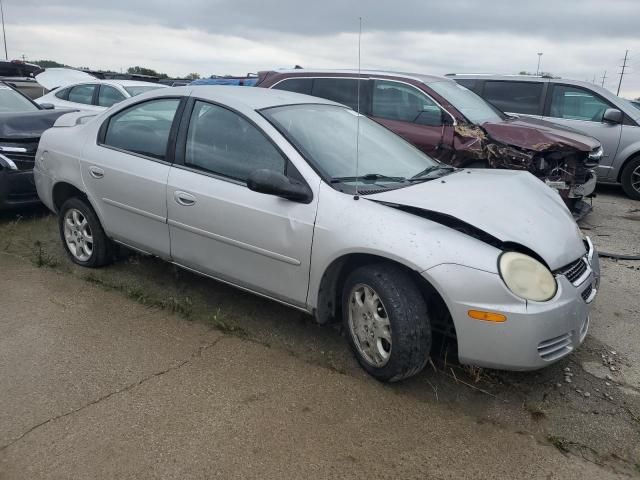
(0, 0), (7, 60)
(536, 52), (543, 76)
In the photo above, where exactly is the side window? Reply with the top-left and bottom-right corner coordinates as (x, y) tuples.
(102, 98), (180, 160)
(272, 78), (313, 95)
(312, 78), (368, 111)
(55, 87), (70, 100)
(549, 85), (612, 122)
(455, 79), (481, 94)
(67, 84), (97, 105)
(98, 85), (126, 107)
(484, 81), (543, 115)
(185, 101), (286, 182)
(372, 80), (443, 126)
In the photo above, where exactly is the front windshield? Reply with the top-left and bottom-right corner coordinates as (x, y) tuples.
(124, 85), (165, 97)
(0, 85), (39, 113)
(261, 104), (443, 191)
(429, 81), (506, 124)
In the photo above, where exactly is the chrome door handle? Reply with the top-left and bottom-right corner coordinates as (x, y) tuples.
(88, 166), (104, 179)
(174, 191), (196, 206)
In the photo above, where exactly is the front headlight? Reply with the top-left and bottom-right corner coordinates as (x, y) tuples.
(499, 252), (557, 302)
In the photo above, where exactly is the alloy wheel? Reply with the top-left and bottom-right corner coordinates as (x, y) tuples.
(632, 164), (640, 194)
(348, 283), (392, 367)
(63, 208), (94, 262)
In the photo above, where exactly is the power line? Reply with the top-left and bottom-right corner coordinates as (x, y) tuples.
(617, 49), (629, 96)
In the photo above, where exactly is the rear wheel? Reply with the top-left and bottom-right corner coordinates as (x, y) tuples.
(620, 156), (640, 200)
(59, 197), (113, 267)
(342, 264), (432, 382)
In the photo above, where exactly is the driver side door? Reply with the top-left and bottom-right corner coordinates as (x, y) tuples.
(167, 99), (318, 307)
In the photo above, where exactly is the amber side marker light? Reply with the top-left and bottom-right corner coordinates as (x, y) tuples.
(468, 310), (507, 323)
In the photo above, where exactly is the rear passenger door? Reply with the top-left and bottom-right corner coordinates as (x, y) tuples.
(82, 97), (184, 257)
(370, 79), (452, 159)
(544, 84), (622, 175)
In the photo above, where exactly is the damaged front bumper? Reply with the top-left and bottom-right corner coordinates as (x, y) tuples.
(425, 240), (600, 371)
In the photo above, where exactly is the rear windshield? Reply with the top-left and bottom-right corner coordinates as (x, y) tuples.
(429, 81), (506, 124)
(124, 85), (165, 97)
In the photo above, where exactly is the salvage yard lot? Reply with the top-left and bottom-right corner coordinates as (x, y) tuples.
(1, 185), (639, 478)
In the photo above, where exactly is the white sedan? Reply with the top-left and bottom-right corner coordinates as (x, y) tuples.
(35, 77), (167, 112)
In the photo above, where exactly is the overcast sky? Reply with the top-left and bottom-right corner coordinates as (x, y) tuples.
(5, 0), (640, 98)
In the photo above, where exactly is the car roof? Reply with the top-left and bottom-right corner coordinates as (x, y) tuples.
(106, 79), (167, 87)
(146, 84), (343, 110)
(268, 68), (450, 85)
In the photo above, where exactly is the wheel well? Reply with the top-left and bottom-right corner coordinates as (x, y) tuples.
(52, 182), (87, 212)
(315, 253), (457, 345)
(618, 151), (640, 183)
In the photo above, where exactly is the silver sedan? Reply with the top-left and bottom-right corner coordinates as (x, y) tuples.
(34, 86), (600, 381)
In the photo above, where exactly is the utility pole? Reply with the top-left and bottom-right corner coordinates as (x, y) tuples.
(0, 0), (7, 60)
(617, 49), (629, 96)
(536, 52), (543, 76)
(601, 70), (607, 88)
(592, 74), (596, 84)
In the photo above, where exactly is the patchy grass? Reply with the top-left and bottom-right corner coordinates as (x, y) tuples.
(547, 435), (570, 453)
(83, 273), (194, 319)
(524, 401), (547, 422)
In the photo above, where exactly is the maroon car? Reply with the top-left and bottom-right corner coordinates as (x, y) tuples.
(256, 69), (603, 217)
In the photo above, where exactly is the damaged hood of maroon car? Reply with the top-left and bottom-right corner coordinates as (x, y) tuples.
(481, 117), (600, 152)
(366, 169), (586, 270)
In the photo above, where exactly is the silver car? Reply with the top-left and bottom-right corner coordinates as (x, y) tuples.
(34, 86), (600, 382)
(449, 74), (640, 200)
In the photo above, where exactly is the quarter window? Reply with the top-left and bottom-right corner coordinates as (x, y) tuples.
(67, 84), (97, 105)
(372, 80), (443, 126)
(102, 98), (180, 160)
(272, 78), (313, 95)
(483, 81), (543, 115)
(54, 87), (70, 100)
(185, 100), (286, 182)
(549, 85), (612, 122)
(98, 85), (126, 107)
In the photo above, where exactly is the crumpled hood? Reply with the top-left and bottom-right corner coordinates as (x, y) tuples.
(35, 68), (97, 90)
(367, 169), (586, 270)
(0, 110), (72, 140)
(482, 117), (601, 152)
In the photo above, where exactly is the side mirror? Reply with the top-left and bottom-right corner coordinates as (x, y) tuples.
(602, 108), (623, 124)
(247, 169), (313, 203)
(39, 103), (55, 110)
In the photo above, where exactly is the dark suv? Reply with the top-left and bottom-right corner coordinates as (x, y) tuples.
(256, 69), (603, 217)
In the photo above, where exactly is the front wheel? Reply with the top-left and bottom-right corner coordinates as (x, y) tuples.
(59, 197), (113, 267)
(342, 264), (432, 382)
(620, 156), (640, 200)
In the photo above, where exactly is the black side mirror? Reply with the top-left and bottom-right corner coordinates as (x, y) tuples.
(247, 169), (313, 203)
(39, 103), (55, 110)
(603, 108), (623, 124)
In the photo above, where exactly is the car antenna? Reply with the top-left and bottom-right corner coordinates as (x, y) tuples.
(354, 16), (362, 201)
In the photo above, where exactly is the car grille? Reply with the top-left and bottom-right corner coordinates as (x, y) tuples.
(581, 283), (593, 302)
(2, 149), (36, 171)
(557, 257), (588, 285)
(537, 332), (573, 361)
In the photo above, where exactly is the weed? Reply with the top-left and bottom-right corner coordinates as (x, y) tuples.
(31, 241), (59, 268)
(524, 402), (546, 421)
(547, 435), (570, 453)
(208, 308), (247, 337)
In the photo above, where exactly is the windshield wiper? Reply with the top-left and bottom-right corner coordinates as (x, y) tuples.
(330, 173), (407, 184)
(409, 165), (455, 181)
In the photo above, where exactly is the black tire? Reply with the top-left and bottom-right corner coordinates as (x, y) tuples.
(58, 197), (114, 267)
(620, 156), (640, 201)
(342, 263), (432, 382)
